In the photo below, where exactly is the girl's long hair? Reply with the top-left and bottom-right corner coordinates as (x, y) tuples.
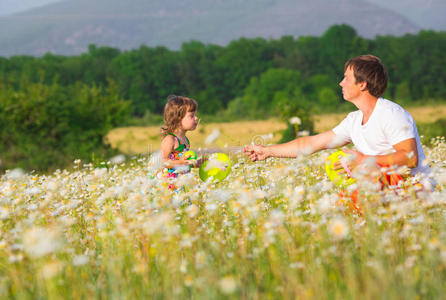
(161, 95), (198, 136)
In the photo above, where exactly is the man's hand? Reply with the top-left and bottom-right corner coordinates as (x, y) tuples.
(243, 145), (270, 161)
(333, 138), (418, 177)
(333, 148), (367, 176)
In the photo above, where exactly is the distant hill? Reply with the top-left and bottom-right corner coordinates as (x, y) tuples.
(367, 0), (446, 30)
(0, 0), (420, 56)
(0, 0), (62, 16)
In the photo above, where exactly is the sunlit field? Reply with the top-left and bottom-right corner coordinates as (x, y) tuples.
(106, 104), (446, 154)
(106, 119), (287, 154)
(1, 135), (446, 299)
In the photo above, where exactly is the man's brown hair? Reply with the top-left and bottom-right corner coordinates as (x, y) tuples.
(345, 55), (388, 98)
(161, 95), (198, 136)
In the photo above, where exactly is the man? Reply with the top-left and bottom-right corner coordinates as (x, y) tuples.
(244, 55), (432, 189)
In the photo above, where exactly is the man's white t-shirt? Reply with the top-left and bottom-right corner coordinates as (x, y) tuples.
(332, 98), (428, 175)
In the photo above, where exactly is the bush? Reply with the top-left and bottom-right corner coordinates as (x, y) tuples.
(274, 90), (314, 143)
(0, 79), (130, 171)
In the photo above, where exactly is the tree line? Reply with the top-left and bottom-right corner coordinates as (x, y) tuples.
(1, 24), (445, 116)
(0, 24), (445, 171)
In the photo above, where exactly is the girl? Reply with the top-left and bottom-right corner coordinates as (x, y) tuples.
(160, 95), (200, 181)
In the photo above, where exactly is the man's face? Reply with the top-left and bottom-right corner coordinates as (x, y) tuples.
(339, 66), (362, 102)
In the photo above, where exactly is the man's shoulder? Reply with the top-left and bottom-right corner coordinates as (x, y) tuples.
(377, 98), (415, 129)
(378, 98), (407, 114)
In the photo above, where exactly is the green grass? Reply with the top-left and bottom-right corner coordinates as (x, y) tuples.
(418, 118), (446, 145)
(0, 138), (445, 299)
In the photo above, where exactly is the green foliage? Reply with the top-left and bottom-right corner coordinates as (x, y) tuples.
(124, 110), (164, 126)
(0, 25), (445, 170)
(228, 68), (304, 118)
(109, 46), (181, 116)
(275, 89), (315, 143)
(317, 87), (339, 111)
(224, 68), (315, 142)
(394, 80), (412, 103)
(318, 25), (368, 78)
(1, 25), (445, 119)
(418, 118), (446, 145)
(0, 79), (131, 171)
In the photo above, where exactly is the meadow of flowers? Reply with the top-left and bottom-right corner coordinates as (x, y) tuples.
(1, 137), (446, 299)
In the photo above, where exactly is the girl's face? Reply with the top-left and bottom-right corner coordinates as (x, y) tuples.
(181, 110), (198, 131)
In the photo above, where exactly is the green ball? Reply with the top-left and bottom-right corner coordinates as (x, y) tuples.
(325, 150), (356, 187)
(183, 150), (197, 160)
(199, 153), (231, 182)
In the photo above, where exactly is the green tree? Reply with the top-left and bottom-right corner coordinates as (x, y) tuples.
(0, 79), (130, 171)
(1, 24), (445, 126)
(213, 38), (274, 103)
(243, 68), (303, 116)
(317, 87), (339, 111)
(226, 68), (314, 140)
(177, 41), (223, 114)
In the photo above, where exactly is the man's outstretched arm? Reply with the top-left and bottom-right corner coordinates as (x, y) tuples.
(244, 130), (348, 161)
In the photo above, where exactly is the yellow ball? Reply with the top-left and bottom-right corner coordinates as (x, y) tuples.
(325, 150), (356, 187)
(199, 153), (231, 182)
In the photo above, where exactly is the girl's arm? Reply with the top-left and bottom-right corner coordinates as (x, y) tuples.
(160, 135), (192, 168)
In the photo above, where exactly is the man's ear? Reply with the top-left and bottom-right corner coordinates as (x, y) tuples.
(359, 81), (368, 91)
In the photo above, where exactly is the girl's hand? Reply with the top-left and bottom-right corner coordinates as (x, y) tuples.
(193, 158), (205, 168)
(163, 156), (193, 168)
(182, 157), (205, 168)
(177, 156), (194, 166)
(181, 152), (204, 168)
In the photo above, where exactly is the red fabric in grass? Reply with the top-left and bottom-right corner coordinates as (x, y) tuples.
(338, 164), (406, 215)
(377, 164), (405, 190)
